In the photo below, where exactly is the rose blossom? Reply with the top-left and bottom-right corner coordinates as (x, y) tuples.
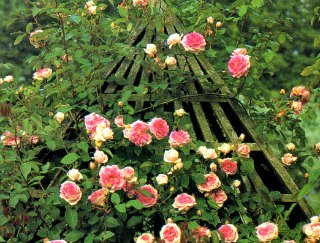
(232, 180), (241, 188)
(67, 169), (83, 181)
(256, 222), (279, 242)
(281, 153), (297, 166)
(144, 44), (157, 58)
(136, 233), (155, 243)
(133, 0), (148, 7)
(33, 68), (52, 80)
(59, 181), (82, 206)
(84, 113), (110, 135)
(291, 101), (303, 115)
(114, 115), (125, 127)
(156, 174), (169, 185)
(93, 150), (109, 164)
(165, 56), (177, 67)
(85, 0), (95, 8)
(218, 224), (238, 242)
(4, 75), (14, 83)
(121, 167), (135, 180)
(136, 185), (158, 207)
(301, 90), (311, 105)
(1, 132), (21, 147)
(202, 148), (217, 160)
(47, 240), (67, 243)
(207, 16), (215, 24)
(286, 143), (295, 151)
(167, 33), (183, 49)
(237, 144), (250, 158)
(128, 120), (152, 146)
(218, 143), (231, 154)
(216, 21), (223, 28)
(290, 85), (306, 97)
(174, 108), (186, 117)
(228, 51), (251, 78)
(160, 222), (181, 243)
(164, 148), (181, 163)
(172, 193), (197, 211)
(29, 29), (44, 48)
(87, 5), (97, 15)
(181, 32), (206, 54)
(149, 118), (169, 140)
(54, 112), (65, 124)
(210, 163), (217, 171)
(219, 158), (238, 175)
(197, 173), (221, 193)
(209, 189), (227, 207)
(169, 130), (191, 147)
(303, 217), (320, 241)
(99, 165), (125, 192)
(88, 189), (106, 206)
(192, 226), (211, 241)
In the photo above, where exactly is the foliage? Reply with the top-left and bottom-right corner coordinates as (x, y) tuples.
(0, 0), (319, 242)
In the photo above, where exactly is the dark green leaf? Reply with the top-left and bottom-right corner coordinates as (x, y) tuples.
(111, 193), (121, 205)
(65, 208), (78, 229)
(61, 153), (79, 165)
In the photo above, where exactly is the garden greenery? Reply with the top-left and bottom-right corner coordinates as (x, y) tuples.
(0, 0), (319, 242)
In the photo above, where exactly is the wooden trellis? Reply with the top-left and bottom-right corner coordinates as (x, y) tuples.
(102, 0), (314, 222)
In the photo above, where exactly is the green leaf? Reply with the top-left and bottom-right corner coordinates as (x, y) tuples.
(21, 163), (31, 179)
(14, 34), (26, 45)
(126, 200), (145, 209)
(84, 234), (94, 243)
(105, 216), (120, 228)
(127, 216), (142, 227)
(46, 140), (56, 151)
(65, 208), (78, 229)
(102, 231), (115, 240)
(181, 174), (189, 188)
(252, 0), (264, 8)
(192, 173), (206, 184)
(240, 158), (255, 175)
(111, 193), (121, 205)
(238, 5), (248, 17)
(70, 15), (82, 24)
(298, 184), (313, 200)
(22, 119), (33, 135)
(61, 153), (79, 165)
(65, 230), (85, 242)
(26, 23), (33, 34)
(77, 141), (89, 153)
(115, 203), (126, 213)
(0, 214), (9, 227)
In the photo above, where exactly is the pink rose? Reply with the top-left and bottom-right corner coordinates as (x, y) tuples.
(59, 181), (82, 206)
(1, 132), (21, 147)
(218, 224), (238, 242)
(160, 223), (181, 243)
(169, 130), (191, 147)
(197, 173), (221, 193)
(301, 90), (311, 105)
(33, 68), (52, 80)
(114, 115), (125, 128)
(121, 167), (135, 180)
(237, 144), (250, 158)
(228, 52), (251, 78)
(84, 113), (110, 134)
(192, 226), (211, 240)
(256, 222), (279, 242)
(219, 158), (238, 175)
(99, 165), (125, 192)
(163, 148), (181, 163)
(133, 0), (148, 7)
(291, 101), (303, 115)
(128, 120), (152, 147)
(303, 220), (320, 241)
(88, 189), (106, 206)
(93, 150), (109, 164)
(136, 233), (155, 243)
(149, 118), (169, 140)
(172, 193), (197, 211)
(122, 181), (136, 198)
(181, 32), (206, 54)
(209, 189), (227, 207)
(281, 153), (297, 166)
(28, 135), (40, 145)
(136, 185), (158, 207)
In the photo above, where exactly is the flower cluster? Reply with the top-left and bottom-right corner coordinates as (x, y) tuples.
(289, 85), (311, 115)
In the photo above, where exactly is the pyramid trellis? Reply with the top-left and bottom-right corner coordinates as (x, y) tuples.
(102, 1), (313, 221)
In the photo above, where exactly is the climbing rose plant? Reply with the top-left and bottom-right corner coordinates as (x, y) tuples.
(0, 0), (319, 242)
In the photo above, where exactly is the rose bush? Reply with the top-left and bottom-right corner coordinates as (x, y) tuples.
(0, 0), (318, 242)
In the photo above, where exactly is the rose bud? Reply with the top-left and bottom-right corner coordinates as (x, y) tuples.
(89, 162), (96, 170)
(280, 89), (285, 95)
(156, 174), (169, 185)
(174, 108), (186, 117)
(93, 150), (109, 164)
(207, 16), (215, 24)
(216, 21), (223, 28)
(88, 5), (97, 15)
(286, 143), (295, 151)
(218, 143), (231, 154)
(4, 75), (14, 83)
(239, 133), (245, 141)
(281, 153), (297, 166)
(232, 180), (241, 188)
(54, 112), (65, 124)
(0, 78), (4, 85)
(144, 44), (157, 58)
(164, 148), (181, 164)
(67, 169), (83, 181)
(210, 163), (217, 171)
(167, 33), (183, 49)
(165, 56), (177, 67)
